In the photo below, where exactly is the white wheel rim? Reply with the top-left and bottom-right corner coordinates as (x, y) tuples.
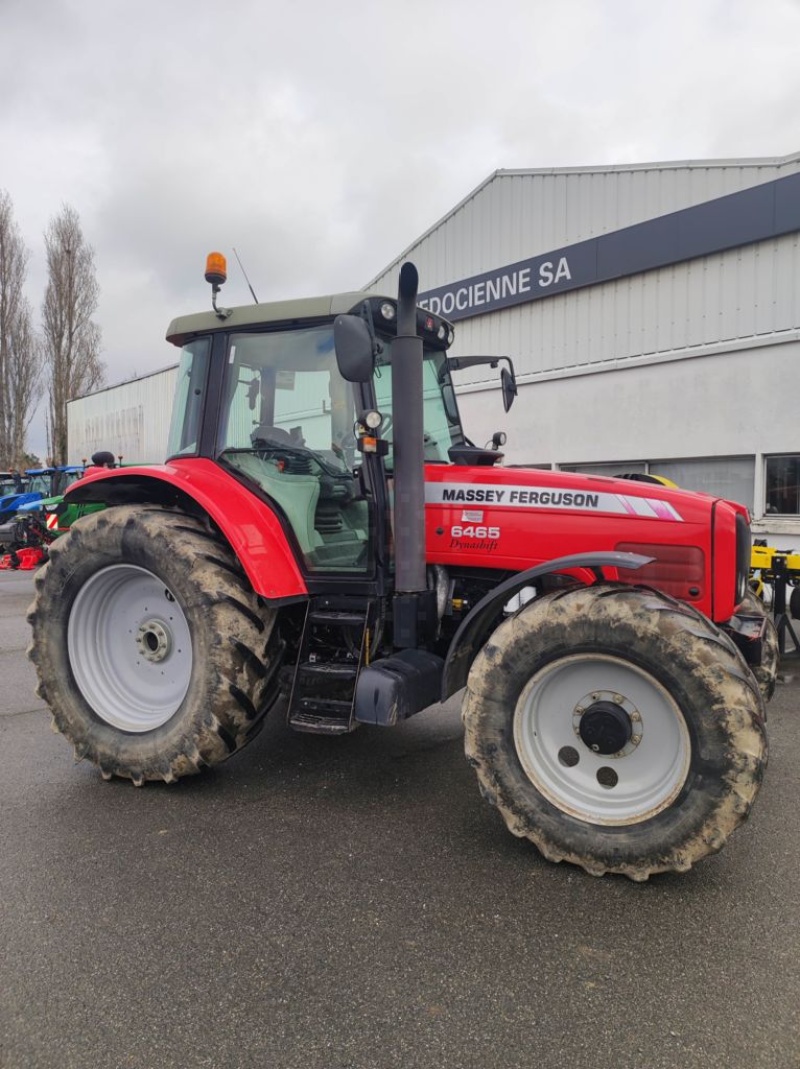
(513, 654), (691, 826)
(67, 564), (192, 733)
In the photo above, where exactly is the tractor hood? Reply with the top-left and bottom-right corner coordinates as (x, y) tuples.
(423, 464), (744, 621)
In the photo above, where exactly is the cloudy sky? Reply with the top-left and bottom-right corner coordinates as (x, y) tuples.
(2, 0), (800, 457)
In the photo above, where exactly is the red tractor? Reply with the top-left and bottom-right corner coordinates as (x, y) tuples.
(28, 257), (771, 880)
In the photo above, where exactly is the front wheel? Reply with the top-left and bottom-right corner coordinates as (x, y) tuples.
(463, 584), (767, 880)
(740, 589), (778, 703)
(28, 506), (283, 784)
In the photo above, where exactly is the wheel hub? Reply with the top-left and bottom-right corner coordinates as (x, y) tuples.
(572, 689), (643, 759)
(136, 619), (172, 663)
(578, 701), (632, 755)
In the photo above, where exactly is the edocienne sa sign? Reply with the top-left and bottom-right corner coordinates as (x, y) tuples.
(417, 247), (590, 321)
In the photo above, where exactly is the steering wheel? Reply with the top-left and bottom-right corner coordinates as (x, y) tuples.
(250, 434), (352, 481)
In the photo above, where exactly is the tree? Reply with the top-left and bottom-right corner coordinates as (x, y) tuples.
(42, 205), (104, 464)
(0, 190), (42, 470)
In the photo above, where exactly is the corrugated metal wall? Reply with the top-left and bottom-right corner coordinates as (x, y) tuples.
(67, 365), (178, 465)
(369, 156), (797, 288)
(457, 340), (800, 468)
(445, 233), (798, 377)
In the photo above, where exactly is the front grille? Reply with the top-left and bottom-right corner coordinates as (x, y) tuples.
(735, 512), (751, 604)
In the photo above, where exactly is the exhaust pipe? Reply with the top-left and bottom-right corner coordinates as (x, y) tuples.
(392, 262), (426, 596)
(391, 262), (435, 647)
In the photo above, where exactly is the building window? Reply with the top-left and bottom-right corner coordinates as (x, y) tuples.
(765, 456), (800, 515)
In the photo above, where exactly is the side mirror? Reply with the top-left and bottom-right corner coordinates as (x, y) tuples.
(441, 381), (459, 424)
(501, 366), (517, 412)
(333, 315), (374, 383)
(443, 354), (517, 412)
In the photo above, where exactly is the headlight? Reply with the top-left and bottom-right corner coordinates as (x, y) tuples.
(735, 512), (750, 604)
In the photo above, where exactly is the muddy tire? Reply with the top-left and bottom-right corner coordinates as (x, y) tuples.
(462, 584), (767, 880)
(740, 590), (778, 703)
(27, 506), (283, 784)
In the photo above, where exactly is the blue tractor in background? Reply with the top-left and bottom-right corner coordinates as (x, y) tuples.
(0, 466), (84, 525)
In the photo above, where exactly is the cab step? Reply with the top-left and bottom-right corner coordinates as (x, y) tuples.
(289, 698), (354, 735)
(296, 661), (358, 683)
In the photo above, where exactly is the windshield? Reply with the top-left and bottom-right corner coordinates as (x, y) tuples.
(52, 469), (83, 496)
(217, 326), (357, 467)
(27, 474), (52, 494)
(373, 342), (464, 472)
(216, 326), (464, 464)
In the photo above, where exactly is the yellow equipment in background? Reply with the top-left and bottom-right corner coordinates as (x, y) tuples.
(751, 544), (800, 587)
(750, 541), (800, 652)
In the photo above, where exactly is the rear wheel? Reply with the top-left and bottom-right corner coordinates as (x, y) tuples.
(28, 506), (283, 784)
(463, 584), (767, 880)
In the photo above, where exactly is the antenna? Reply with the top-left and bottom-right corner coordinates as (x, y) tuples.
(232, 247), (259, 304)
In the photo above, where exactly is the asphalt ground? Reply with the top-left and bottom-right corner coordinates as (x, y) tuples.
(1, 570), (799, 1069)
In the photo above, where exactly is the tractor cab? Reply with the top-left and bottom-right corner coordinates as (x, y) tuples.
(52, 465), (84, 496)
(0, 468), (56, 523)
(165, 280), (488, 578)
(14, 465), (85, 517)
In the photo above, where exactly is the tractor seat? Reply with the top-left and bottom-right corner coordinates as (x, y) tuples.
(251, 425), (293, 446)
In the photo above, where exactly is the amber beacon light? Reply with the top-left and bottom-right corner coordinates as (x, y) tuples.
(205, 252), (231, 318)
(204, 251), (227, 286)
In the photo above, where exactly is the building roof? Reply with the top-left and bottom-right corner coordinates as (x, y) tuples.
(365, 150), (800, 288)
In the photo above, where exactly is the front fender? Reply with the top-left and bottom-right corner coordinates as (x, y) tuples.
(65, 459), (308, 602)
(441, 551), (652, 700)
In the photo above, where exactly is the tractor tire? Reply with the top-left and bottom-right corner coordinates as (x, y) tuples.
(790, 585), (800, 620)
(740, 590), (778, 703)
(462, 584), (767, 880)
(27, 506), (283, 784)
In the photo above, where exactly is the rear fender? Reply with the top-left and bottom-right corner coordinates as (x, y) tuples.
(441, 551), (652, 700)
(64, 459), (308, 602)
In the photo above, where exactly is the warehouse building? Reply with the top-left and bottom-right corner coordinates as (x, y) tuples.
(367, 150), (800, 544)
(69, 150), (800, 542)
(68, 364), (177, 467)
